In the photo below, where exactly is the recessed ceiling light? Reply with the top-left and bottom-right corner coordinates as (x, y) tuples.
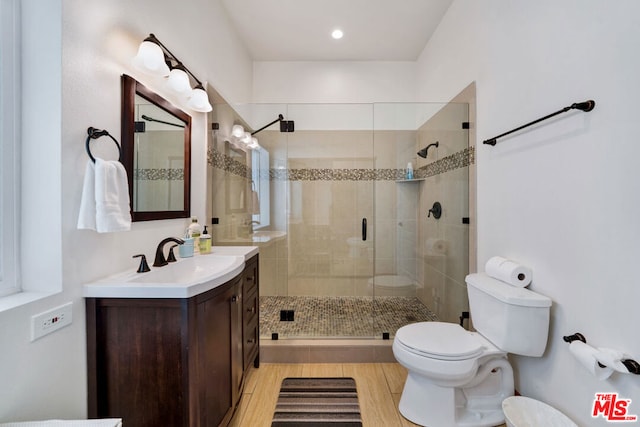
(331, 29), (343, 40)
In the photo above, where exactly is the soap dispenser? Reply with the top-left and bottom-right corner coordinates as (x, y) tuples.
(199, 226), (212, 254)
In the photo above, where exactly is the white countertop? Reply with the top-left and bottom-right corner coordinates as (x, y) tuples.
(216, 230), (286, 247)
(83, 246), (259, 299)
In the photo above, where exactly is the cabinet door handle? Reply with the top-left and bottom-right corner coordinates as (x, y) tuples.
(245, 276), (254, 282)
(247, 307), (256, 313)
(232, 295), (241, 303)
(247, 339), (256, 344)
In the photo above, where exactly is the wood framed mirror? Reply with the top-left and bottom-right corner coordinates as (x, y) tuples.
(121, 74), (191, 221)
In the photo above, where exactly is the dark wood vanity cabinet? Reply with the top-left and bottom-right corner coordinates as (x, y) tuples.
(86, 255), (259, 427)
(242, 256), (260, 371)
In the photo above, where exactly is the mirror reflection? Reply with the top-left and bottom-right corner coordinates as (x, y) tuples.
(225, 143), (249, 213)
(133, 95), (187, 212)
(121, 75), (192, 221)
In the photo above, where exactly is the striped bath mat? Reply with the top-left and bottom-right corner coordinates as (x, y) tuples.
(272, 377), (363, 426)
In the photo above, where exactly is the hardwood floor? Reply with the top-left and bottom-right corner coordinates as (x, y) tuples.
(230, 362), (507, 427)
(229, 363), (418, 426)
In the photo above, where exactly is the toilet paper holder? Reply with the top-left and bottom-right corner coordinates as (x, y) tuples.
(563, 333), (640, 375)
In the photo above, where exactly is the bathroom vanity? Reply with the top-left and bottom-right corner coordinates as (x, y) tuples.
(84, 247), (259, 427)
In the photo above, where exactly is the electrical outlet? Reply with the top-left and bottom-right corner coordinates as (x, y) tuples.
(31, 302), (73, 341)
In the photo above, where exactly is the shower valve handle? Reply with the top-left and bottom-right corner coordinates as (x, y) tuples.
(428, 202), (442, 219)
(362, 218), (367, 241)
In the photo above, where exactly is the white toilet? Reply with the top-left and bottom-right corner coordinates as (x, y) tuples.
(392, 273), (552, 427)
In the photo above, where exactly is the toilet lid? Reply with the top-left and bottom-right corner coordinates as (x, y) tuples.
(396, 322), (485, 360)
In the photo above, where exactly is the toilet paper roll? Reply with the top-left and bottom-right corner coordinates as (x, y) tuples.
(569, 341), (614, 380)
(596, 347), (628, 373)
(485, 256), (532, 288)
(425, 238), (447, 254)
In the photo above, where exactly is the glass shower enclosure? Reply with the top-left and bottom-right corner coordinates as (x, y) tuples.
(210, 101), (470, 340)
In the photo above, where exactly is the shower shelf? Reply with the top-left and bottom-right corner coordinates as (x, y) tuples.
(396, 178), (425, 183)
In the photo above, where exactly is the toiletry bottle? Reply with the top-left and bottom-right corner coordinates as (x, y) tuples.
(188, 217), (202, 253)
(179, 230), (194, 258)
(406, 162), (414, 180)
(199, 226), (212, 254)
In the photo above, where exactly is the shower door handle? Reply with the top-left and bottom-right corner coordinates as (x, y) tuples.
(362, 218), (367, 241)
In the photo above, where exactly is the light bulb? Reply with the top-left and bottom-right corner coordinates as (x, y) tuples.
(248, 137), (260, 150)
(166, 65), (191, 95)
(187, 86), (213, 113)
(132, 40), (170, 76)
(241, 132), (252, 145)
(231, 125), (245, 138)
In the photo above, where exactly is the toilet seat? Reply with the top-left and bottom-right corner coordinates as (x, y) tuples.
(395, 322), (487, 361)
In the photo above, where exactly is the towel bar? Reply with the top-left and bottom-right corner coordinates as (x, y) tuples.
(86, 127), (122, 163)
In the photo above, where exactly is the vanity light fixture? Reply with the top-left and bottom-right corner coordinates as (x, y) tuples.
(331, 29), (344, 40)
(228, 125), (260, 150)
(132, 33), (212, 113)
(228, 114), (294, 150)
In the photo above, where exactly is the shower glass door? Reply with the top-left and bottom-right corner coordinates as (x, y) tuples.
(258, 103), (376, 339)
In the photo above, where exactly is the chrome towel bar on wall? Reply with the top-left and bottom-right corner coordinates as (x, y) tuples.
(483, 100), (595, 146)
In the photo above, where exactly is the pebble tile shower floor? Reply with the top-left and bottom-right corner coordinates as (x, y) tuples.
(260, 296), (439, 339)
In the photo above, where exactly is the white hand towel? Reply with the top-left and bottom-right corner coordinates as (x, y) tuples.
(77, 159), (131, 233)
(77, 161), (97, 230)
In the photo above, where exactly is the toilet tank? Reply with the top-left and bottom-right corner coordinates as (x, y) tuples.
(466, 273), (552, 357)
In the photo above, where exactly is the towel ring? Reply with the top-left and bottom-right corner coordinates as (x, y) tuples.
(85, 127), (122, 163)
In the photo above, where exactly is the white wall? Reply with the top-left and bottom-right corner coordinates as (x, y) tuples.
(416, 1), (640, 424)
(252, 61), (418, 104)
(0, 0), (252, 421)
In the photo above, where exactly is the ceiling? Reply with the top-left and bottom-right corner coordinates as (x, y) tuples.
(220, 0), (454, 61)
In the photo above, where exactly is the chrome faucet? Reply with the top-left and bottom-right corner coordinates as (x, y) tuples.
(153, 237), (185, 267)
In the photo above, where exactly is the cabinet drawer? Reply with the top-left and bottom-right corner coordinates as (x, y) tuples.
(243, 288), (258, 325)
(243, 319), (259, 370)
(242, 258), (258, 295)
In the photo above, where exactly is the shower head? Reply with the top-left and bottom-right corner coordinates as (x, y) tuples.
(417, 141), (439, 158)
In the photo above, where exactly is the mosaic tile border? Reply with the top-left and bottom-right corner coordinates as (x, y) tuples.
(134, 168), (184, 181)
(209, 146), (474, 182)
(208, 147), (251, 178)
(416, 146), (474, 179)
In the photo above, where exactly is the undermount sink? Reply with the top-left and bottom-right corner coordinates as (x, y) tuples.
(83, 246), (259, 299)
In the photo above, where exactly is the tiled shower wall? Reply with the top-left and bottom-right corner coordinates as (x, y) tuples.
(208, 99), (474, 321)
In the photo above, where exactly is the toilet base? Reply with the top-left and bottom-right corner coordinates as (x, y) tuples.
(398, 365), (510, 427)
